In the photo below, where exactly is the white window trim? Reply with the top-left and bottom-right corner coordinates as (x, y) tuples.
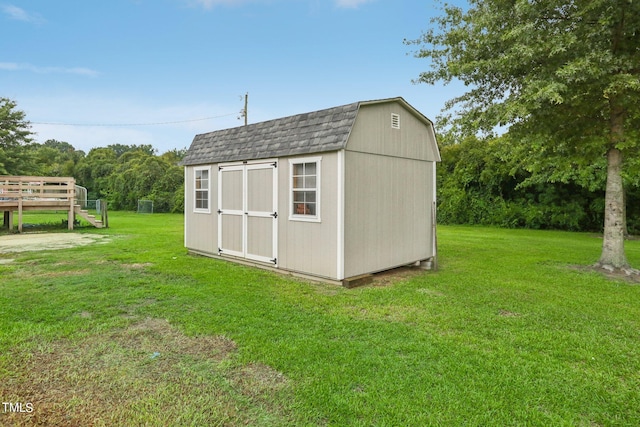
(289, 156), (321, 223)
(193, 166), (211, 214)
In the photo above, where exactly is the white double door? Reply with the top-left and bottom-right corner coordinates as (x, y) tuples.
(217, 161), (278, 265)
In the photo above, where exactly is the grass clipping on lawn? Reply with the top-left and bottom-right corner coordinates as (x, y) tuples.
(1, 317), (290, 426)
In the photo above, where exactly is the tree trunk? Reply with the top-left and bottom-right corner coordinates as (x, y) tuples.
(597, 99), (629, 269)
(598, 148), (628, 268)
(622, 187), (628, 238)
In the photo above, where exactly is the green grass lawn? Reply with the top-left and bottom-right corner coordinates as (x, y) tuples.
(1, 212), (639, 426)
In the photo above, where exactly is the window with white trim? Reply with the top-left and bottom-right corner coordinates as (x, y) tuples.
(194, 167), (210, 212)
(290, 157), (320, 221)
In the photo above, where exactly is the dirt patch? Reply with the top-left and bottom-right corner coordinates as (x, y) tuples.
(570, 264), (640, 284)
(498, 309), (521, 317)
(0, 233), (109, 254)
(370, 266), (425, 286)
(122, 262), (153, 269)
(0, 317), (290, 426)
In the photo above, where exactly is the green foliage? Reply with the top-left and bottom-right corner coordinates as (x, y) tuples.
(107, 149), (184, 212)
(0, 97), (35, 175)
(436, 135), (639, 233)
(409, 0), (640, 142)
(75, 147), (118, 200)
(31, 139), (85, 177)
(107, 143), (156, 158)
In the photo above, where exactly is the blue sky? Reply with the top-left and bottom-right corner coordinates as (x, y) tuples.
(1, 0), (463, 154)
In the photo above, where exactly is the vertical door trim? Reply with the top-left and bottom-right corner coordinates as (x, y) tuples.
(336, 150), (345, 280)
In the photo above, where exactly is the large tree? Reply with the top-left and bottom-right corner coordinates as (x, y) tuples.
(0, 97), (35, 175)
(408, 0), (640, 271)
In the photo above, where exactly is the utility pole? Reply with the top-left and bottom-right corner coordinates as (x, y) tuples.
(241, 92), (248, 126)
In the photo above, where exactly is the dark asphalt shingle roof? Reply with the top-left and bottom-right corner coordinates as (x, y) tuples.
(182, 101), (360, 165)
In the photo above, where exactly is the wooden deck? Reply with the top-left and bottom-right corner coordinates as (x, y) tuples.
(1, 176), (104, 232)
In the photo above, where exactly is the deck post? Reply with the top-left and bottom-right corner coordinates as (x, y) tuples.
(18, 179), (23, 233)
(68, 178), (74, 230)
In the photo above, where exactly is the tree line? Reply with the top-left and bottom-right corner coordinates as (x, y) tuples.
(437, 134), (639, 235)
(1, 97), (184, 213)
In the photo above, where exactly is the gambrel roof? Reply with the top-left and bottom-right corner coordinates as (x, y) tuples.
(182, 97), (436, 166)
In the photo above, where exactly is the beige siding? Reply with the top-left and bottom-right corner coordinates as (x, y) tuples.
(277, 152), (339, 280)
(346, 101), (439, 161)
(184, 165), (218, 254)
(343, 151), (434, 278)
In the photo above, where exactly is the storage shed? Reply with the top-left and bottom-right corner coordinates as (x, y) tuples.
(182, 97), (440, 285)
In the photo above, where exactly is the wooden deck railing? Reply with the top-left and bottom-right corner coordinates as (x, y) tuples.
(1, 176), (76, 231)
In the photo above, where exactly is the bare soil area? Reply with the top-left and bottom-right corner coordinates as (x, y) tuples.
(0, 317), (288, 426)
(570, 264), (640, 284)
(0, 233), (109, 254)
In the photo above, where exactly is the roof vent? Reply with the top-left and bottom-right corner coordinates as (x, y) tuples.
(391, 113), (400, 129)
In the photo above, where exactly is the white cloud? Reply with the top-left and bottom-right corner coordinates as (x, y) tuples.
(1, 4), (44, 23)
(334, 0), (374, 8)
(0, 62), (99, 77)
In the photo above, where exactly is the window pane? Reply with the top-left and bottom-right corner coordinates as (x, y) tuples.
(196, 188), (208, 210)
(293, 176), (303, 189)
(196, 191), (208, 210)
(293, 164), (304, 176)
(195, 170), (208, 190)
(304, 191), (316, 203)
(306, 203), (316, 216)
(304, 176), (316, 189)
(293, 191), (304, 202)
(293, 203), (308, 215)
(304, 162), (316, 175)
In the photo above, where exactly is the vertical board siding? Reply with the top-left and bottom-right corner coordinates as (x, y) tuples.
(347, 102), (438, 161)
(278, 151), (339, 279)
(185, 166), (218, 254)
(343, 152), (433, 277)
(343, 101), (436, 278)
